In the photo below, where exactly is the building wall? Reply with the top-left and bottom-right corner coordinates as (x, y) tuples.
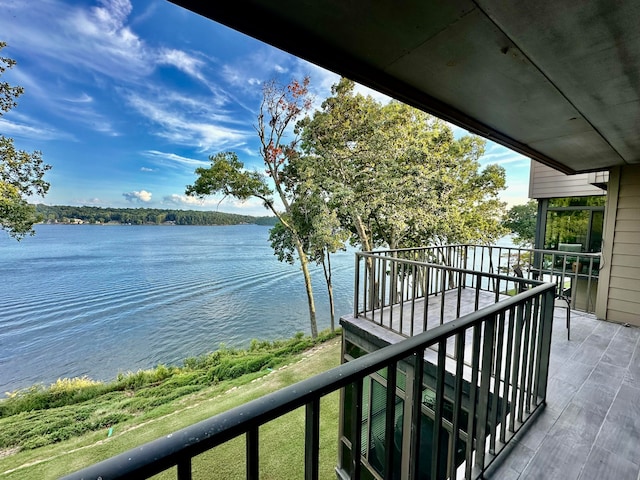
(596, 165), (640, 327)
(529, 161), (607, 199)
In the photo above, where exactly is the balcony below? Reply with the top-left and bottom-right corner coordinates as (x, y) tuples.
(343, 247), (639, 479)
(486, 308), (640, 480)
(62, 246), (636, 480)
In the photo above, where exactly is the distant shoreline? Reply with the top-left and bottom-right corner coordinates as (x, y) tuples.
(33, 204), (279, 227)
(38, 221), (266, 226)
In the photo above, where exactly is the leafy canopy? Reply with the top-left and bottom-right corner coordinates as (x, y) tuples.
(299, 78), (507, 251)
(503, 200), (538, 247)
(0, 41), (50, 240)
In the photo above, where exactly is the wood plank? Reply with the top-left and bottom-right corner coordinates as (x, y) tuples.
(610, 265), (640, 281)
(532, 184), (605, 196)
(615, 208), (640, 221)
(605, 308), (640, 326)
(617, 189), (640, 200)
(611, 255), (640, 268)
(608, 288), (640, 303)
(614, 220), (640, 233)
(611, 241), (640, 255)
(606, 298), (640, 315)
(609, 276), (640, 292)
(619, 170), (640, 186)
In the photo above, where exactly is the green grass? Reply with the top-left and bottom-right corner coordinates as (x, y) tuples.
(0, 331), (343, 479)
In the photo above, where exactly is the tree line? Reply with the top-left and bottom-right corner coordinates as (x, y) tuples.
(34, 204), (277, 226)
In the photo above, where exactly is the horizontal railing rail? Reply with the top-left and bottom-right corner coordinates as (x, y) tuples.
(61, 283), (556, 480)
(354, 251), (544, 337)
(356, 244), (600, 315)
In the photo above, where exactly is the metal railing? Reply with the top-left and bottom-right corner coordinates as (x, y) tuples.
(62, 281), (556, 480)
(355, 245), (601, 320)
(354, 249), (541, 338)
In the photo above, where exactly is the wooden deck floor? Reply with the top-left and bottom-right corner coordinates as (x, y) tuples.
(357, 288), (502, 337)
(486, 308), (640, 480)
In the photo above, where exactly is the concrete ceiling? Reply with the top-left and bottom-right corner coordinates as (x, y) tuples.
(169, 1), (640, 175)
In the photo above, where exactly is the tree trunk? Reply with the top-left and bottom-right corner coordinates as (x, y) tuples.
(353, 215), (372, 252)
(294, 237), (318, 338)
(353, 215), (379, 308)
(322, 251), (335, 332)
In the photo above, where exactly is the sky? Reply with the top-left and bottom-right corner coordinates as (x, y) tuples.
(0, 0), (532, 217)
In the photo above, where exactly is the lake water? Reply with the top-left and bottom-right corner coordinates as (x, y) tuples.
(0, 224), (356, 393)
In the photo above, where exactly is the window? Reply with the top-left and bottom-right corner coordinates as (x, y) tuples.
(539, 196), (605, 253)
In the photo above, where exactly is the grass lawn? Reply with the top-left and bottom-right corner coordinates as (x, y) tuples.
(0, 337), (343, 480)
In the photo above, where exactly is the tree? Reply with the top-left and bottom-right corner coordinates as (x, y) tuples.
(298, 78), (507, 252)
(269, 184), (348, 332)
(503, 200), (538, 247)
(186, 78), (321, 338)
(0, 42), (50, 240)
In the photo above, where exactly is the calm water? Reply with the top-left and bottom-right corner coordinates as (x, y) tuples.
(0, 224), (356, 393)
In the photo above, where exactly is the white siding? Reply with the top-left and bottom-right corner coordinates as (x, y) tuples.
(528, 161), (607, 199)
(598, 165), (640, 327)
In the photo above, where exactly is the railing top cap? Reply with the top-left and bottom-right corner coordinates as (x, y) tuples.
(358, 244), (602, 257)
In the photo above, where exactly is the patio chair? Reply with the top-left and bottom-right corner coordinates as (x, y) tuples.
(513, 264), (571, 340)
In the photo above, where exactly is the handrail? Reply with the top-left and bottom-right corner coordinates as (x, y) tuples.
(356, 244), (600, 314)
(353, 250), (544, 337)
(372, 244), (601, 258)
(61, 282), (556, 480)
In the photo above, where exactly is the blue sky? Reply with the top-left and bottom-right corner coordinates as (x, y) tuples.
(0, 0), (532, 216)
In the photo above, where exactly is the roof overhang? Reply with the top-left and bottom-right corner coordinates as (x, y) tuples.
(169, 1), (640, 175)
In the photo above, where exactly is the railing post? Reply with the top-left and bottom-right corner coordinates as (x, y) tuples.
(384, 364), (398, 478)
(431, 340), (447, 480)
(177, 459), (192, 480)
(349, 379), (363, 480)
(474, 315), (495, 472)
(534, 290), (555, 402)
(305, 399), (320, 480)
(465, 325), (482, 479)
(246, 426), (259, 479)
(449, 332), (465, 480)
(409, 349), (425, 480)
(354, 254), (361, 318)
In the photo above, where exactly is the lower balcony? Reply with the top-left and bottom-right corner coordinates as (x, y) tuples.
(60, 246), (638, 480)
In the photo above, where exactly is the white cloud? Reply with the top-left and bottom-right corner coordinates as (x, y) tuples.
(157, 48), (206, 82)
(162, 193), (274, 216)
(65, 0), (151, 78)
(123, 190), (152, 202)
(221, 47), (292, 90)
(127, 92), (252, 151)
(479, 145), (530, 166)
(64, 93), (93, 103)
(0, 117), (73, 142)
(77, 197), (104, 206)
(143, 150), (210, 169)
(140, 167), (155, 172)
(163, 194), (214, 207)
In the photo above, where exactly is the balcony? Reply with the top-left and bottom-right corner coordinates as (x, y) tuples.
(60, 245), (638, 480)
(486, 307), (640, 479)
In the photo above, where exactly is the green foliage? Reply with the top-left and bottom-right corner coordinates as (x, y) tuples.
(0, 329), (340, 451)
(186, 151), (273, 203)
(503, 200), (538, 247)
(0, 42), (24, 114)
(298, 78), (508, 251)
(33, 204), (277, 226)
(1, 42), (51, 239)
